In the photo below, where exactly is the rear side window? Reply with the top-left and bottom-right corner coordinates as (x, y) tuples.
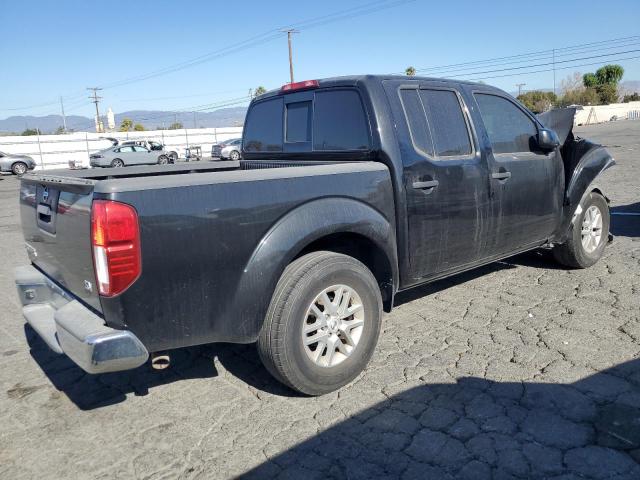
(419, 90), (472, 157)
(474, 93), (537, 154)
(398, 88), (472, 158)
(399, 89), (435, 156)
(286, 101), (312, 143)
(243, 98), (284, 152)
(313, 90), (370, 151)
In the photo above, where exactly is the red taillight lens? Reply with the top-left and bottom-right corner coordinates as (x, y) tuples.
(281, 80), (319, 92)
(91, 200), (141, 297)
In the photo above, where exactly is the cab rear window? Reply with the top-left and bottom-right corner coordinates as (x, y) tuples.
(243, 89), (371, 153)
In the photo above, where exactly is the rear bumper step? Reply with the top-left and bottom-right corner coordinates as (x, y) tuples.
(15, 265), (148, 374)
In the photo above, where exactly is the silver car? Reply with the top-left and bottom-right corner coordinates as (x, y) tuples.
(0, 151), (36, 175)
(211, 138), (242, 160)
(90, 145), (171, 168)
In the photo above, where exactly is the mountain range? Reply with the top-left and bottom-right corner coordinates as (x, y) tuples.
(0, 106), (248, 134)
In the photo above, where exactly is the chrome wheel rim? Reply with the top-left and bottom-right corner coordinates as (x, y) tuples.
(14, 163), (26, 175)
(158, 156), (168, 164)
(113, 160), (123, 167)
(581, 205), (603, 253)
(302, 284), (365, 368)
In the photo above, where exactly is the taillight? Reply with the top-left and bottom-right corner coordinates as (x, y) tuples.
(281, 80), (319, 92)
(91, 200), (141, 297)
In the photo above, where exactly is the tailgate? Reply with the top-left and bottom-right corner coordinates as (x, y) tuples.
(19, 174), (102, 312)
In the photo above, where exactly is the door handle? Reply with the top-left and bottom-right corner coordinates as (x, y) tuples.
(491, 171), (511, 181)
(412, 180), (439, 190)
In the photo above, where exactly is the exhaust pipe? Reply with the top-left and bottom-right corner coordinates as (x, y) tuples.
(151, 352), (170, 370)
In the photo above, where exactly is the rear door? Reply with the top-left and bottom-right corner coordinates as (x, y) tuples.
(471, 92), (563, 256)
(384, 80), (491, 282)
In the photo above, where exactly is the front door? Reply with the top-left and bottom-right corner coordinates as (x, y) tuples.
(471, 92), (563, 256)
(133, 145), (155, 164)
(385, 81), (492, 284)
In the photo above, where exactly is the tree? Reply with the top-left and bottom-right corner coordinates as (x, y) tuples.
(21, 128), (39, 136)
(622, 92), (640, 103)
(405, 66), (416, 76)
(55, 126), (66, 135)
(516, 91), (557, 113)
(595, 64), (624, 85)
(133, 123), (145, 131)
(119, 118), (133, 132)
(557, 87), (600, 107)
(254, 86), (267, 97)
(168, 122), (183, 130)
(582, 64), (624, 105)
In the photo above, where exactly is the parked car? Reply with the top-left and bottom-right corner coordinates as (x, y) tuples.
(15, 75), (613, 396)
(0, 151), (36, 175)
(211, 138), (242, 160)
(89, 144), (171, 167)
(119, 140), (179, 162)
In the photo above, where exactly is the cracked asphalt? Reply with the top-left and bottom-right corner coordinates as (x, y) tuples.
(1, 121), (639, 479)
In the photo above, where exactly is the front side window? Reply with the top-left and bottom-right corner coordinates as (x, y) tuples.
(133, 146), (148, 152)
(243, 98), (284, 152)
(313, 90), (370, 151)
(475, 93), (538, 154)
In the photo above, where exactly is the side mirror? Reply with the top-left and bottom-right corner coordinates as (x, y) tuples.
(537, 128), (560, 150)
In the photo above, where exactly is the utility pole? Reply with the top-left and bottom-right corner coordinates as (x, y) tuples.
(193, 111), (197, 129)
(552, 48), (557, 96)
(87, 87), (103, 133)
(516, 83), (526, 96)
(281, 29), (299, 83)
(59, 96), (67, 133)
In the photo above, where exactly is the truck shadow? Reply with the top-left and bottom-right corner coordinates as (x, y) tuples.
(241, 359), (640, 479)
(611, 202), (640, 238)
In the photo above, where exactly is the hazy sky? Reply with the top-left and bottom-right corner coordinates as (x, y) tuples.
(2, 0), (639, 120)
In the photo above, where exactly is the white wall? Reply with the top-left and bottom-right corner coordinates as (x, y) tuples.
(574, 101), (640, 125)
(0, 127), (243, 170)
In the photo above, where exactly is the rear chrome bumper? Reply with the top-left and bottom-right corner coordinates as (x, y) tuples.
(15, 265), (148, 374)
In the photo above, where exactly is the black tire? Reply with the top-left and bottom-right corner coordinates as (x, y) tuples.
(111, 158), (124, 168)
(258, 251), (382, 395)
(229, 150), (241, 161)
(157, 155), (169, 165)
(553, 191), (610, 268)
(169, 151), (178, 162)
(11, 161), (28, 176)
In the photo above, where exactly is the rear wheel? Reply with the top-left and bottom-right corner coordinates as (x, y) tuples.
(553, 191), (610, 268)
(11, 162), (27, 176)
(111, 159), (124, 168)
(258, 251), (382, 395)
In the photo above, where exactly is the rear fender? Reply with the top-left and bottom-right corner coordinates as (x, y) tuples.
(231, 197), (398, 341)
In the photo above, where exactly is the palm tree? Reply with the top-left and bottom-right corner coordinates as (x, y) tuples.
(405, 66), (416, 76)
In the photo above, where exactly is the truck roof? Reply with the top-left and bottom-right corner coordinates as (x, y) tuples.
(255, 74), (497, 101)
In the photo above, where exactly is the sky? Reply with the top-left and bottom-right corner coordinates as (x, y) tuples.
(1, 0), (639, 122)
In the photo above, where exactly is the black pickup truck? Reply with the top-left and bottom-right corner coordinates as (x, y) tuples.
(15, 75), (614, 395)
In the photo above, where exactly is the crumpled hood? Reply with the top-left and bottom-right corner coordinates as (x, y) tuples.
(536, 107), (577, 145)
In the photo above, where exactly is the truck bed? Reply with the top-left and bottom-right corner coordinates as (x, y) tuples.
(19, 160), (394, 351)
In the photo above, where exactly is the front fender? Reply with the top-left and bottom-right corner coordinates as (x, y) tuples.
(556, 140), (615, 241)
(231, 197), (398, 341)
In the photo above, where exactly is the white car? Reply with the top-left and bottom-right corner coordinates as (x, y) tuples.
(211, 138), (242, 160)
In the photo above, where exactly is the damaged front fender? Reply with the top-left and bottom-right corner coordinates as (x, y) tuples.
(537, 108), (615, 242)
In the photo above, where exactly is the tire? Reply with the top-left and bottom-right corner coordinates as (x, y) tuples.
(258, 251), (382, 395)
(11, 162), (28, 176)
(157, 155), (169, 165)
(229, 150), (241, 161)
(553, 191), (610, 268)
(111, 159), (124, 168)
(169, 152), (178, 162)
